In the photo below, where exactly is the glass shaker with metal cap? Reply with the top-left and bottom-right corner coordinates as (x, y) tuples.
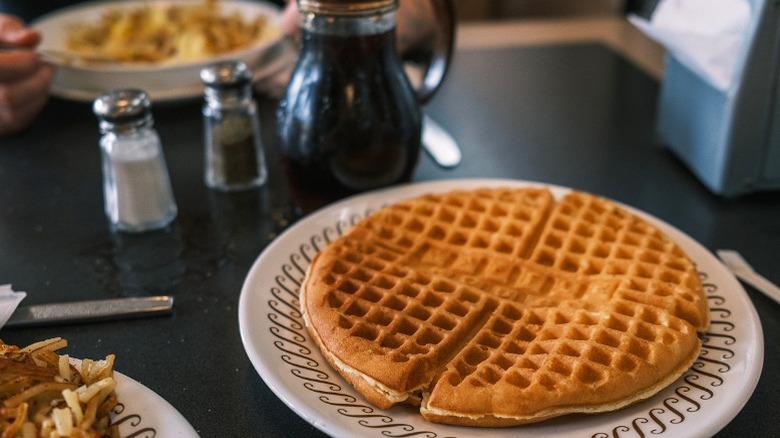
(201, 60), (268, 191)
(93, 89), (178, 233)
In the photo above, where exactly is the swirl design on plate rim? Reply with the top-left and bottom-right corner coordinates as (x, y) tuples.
(590, 272), (737, 438)
(111, 402), (157, 438)
(263, 213), (738, 438)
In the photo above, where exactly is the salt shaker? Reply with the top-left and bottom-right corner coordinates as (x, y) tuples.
(93, 89), (177, 232)
(201, 60), (267, 191)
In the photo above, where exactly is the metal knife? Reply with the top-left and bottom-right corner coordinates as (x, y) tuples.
(4, 295), (174, 328)
(422, 114), (461, 168)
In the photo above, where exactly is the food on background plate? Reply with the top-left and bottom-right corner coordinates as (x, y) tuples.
(301, 187), (709, 427)
(64, 0), (279, 63)
(0, 338), (119, 437)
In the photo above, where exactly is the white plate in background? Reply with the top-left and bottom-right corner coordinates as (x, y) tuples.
(32, 0), (283, 103)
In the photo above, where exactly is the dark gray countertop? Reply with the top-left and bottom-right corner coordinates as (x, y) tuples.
(1, 43), (778, 437)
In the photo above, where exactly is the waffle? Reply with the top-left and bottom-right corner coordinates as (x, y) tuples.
(300, 187), (708, 426)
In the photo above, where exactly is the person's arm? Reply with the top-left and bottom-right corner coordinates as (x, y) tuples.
(0, 13), (54, 136)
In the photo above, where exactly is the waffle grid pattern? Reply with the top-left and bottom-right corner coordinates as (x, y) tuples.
(432, 297), (696, 417)
(303, 188), (707, 426)
(313, 240), (501, 390)
(367, 188), (553, 258)
(530, 192), (701, 293)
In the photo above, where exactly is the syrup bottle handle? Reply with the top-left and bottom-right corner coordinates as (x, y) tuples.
(407, 0), (456, 104)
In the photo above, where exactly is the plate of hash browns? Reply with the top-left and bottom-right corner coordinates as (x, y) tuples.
(32, 0), (283, 102)
(0, 337), (197, 437)
(238, 178), (763, 438)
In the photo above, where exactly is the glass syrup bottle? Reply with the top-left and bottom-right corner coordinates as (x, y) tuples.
(276, 0), (454, 213)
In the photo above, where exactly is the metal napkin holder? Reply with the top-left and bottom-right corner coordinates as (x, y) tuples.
(657, 0), (780, 197)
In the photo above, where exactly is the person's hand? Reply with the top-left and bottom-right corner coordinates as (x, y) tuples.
(279, 0), (300, 37)
(0, 14), (54, 136)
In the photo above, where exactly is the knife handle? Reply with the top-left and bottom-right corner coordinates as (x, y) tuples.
(739, 273), (780, 305)
(4, 296), (174, 328)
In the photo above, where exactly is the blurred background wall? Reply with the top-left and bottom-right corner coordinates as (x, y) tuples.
(455, 0), (660, 21)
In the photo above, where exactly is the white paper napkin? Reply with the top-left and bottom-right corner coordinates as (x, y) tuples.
(629, 0), (752, 91)
(0, 285), (26, 328)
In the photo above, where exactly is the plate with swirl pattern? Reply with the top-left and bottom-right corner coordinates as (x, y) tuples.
(238, 178), (763, 438)
(110, 369), (199, 437)
(62, 358), (198, 437)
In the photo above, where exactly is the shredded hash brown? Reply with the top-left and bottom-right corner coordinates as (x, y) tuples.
(64, 0), (279, 63)
(0, 338), (119, 438)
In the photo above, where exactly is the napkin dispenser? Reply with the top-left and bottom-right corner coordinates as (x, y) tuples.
(656, 0), (780, 197)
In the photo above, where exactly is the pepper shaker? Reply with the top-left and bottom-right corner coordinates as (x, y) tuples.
(201, 60), (267, 191)
(93, 89), (177, 232)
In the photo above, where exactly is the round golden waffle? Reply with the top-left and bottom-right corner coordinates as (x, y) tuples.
(300, 187), (708, 427)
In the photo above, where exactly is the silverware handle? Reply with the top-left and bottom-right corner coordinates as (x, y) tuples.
(4, 296), (174, 328)
(738, 272), (780, 305)
(423, 115), (461, 168)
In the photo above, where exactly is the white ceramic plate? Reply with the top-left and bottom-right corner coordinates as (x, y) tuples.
(238, 178), (764, 438)
(32, 0), (283, 103)
(111, 370), (198, 437)
(66, 358), (198, 437)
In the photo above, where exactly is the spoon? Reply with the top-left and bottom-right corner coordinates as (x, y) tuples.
(1, 46), (120, 66)
(422, 114), (461, 168)
(38, 49), (120, 66)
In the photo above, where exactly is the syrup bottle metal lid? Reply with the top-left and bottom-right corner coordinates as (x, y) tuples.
(298, 0), (396, 14)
